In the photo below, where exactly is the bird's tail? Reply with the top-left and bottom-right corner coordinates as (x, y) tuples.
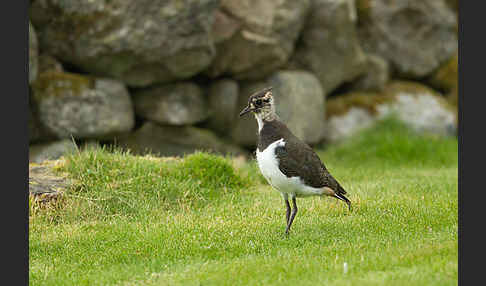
(333, 185), (352, 211)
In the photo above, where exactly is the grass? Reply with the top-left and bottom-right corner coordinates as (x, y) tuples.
(29, 118), (458, 286)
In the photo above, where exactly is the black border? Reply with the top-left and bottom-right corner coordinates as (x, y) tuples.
(2, 0), (29, 284)
(458, 0), (481, 285)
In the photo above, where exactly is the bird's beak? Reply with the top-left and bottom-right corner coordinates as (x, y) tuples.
(239, 105), (253, 117)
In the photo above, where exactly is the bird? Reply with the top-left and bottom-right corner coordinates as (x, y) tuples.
(239, 86), (351, 235)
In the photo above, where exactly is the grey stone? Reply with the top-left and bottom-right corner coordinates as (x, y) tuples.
(357, 0), (458, 78)
(31, 72), (135, 139)
(30, 0), (219, 87)
(29, 22), (38, 84)
(350, 54), (390, 92)
(116, 122), (247, 157)
(207, 79), (239, 135)
(231, 70), (326, 147)
(133, 82), (208, 126)
(206, 0), (310, 80)
(29, 139), (78, 163)
(290, 0), (367, 94)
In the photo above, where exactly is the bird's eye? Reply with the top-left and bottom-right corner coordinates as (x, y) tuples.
(255, 99), (262, 106)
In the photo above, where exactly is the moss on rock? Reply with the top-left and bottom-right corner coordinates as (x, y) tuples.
(429, 54), (458, 92)
(356, 0), (372, 22)
(32, 71), (94, 100)
(326, 92), (393, 119)
(382, 80), (442, 97)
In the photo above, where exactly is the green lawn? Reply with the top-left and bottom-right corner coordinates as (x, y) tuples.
(29, 119), (458, 286)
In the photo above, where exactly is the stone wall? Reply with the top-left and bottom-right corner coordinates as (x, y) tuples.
(28, 0), (458, 161)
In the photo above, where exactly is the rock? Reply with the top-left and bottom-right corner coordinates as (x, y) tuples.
(206, 0), (310, 80)
(31, 71), (135, 139)
(231, 70), (326, 146)
(325, 106), (376, 143)
(29, 103), (54, 143)
(206, 79), (239, 135)
(357, 0), (458, 78)
(429, 54), (458, 93)
(38, 54), (63, 74)
(29, 139), (78, 163)
(350, 54), (390, 92)
(325, 81), (457, 142)
(116, 122), (247, 157)
(29, 22), (38, 84)
(29, 0), (219, 87)
(133, 82), (208, 126)
(383, 82), (457, 136)
(290, 0), (367, 93)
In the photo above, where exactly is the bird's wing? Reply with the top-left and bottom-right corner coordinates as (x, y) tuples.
(274, 140), (341, 190)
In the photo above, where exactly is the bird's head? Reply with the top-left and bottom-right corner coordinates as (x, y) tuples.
(239, 86), (275, 120)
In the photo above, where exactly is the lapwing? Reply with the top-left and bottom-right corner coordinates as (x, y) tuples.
(239, 86), (351, 235)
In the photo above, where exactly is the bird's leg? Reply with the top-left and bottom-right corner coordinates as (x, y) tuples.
(285, 199), (291, 225)
(285, 197), (298, 235)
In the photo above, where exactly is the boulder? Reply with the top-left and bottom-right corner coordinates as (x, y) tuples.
(357, 0), (458, 78)
(31, 71), (135, 139)
(29, 0), (219, 87)
(133, 82), (209, 126)
(116, 122), (247, 157)
(29, 139), (78, 163)
(325, 81), (457, 142)
(290, 0), (367, 93)
(231, 70), (326, 147)
(206, 0), (310, 80)
(349, 54), (390, 92)
(206, 79), (239, 135)
(29, 22), (38, 84)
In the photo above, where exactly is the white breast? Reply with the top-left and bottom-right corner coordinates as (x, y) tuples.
(256, 139), (325, 198)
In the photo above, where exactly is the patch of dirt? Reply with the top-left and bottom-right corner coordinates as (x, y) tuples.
(29, 159), (71, 203)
